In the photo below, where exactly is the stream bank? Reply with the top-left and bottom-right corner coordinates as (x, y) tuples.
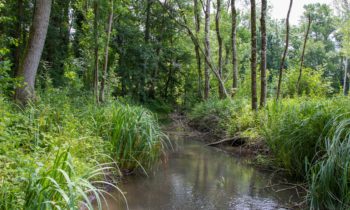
(96, 114), (306, 209)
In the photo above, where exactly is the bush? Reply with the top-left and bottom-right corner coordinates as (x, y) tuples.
(189, 98), (236, 136)
(283, 67), (333, 97)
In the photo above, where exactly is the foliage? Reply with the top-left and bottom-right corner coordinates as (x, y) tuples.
(283, 67), (333, 97)
(189, 98), (236, 136)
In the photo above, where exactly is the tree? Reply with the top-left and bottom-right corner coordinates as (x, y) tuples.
(231, 0), (238, 93)
(297, 14), (312, 94)
(260, 0), (267, 107)
(215, 0), (225, 99)
(193, 0), (202, 99)
(204, 0), (211, 99)
(276, 0), (293, 100)
(100, 0), (114, 102)
(250, 0), (257, 110)
(15, 0), (52, 104)
(93, 0), (99, 103)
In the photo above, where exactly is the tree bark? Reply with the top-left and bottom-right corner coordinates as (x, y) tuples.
(204, 0), (211, 100)
(250, 0), (257, 111)
(100, 0), (114, 103)
(15, 0), (52, 104)
(231, 0), (238, 92)
(297, 14), (312, 95)
(93, 0), (99, 103)
(276, 0), (293, 100)
(194, 0), (203, 99)
(216, 0), (225, 99)
(260, 0), (267, 107)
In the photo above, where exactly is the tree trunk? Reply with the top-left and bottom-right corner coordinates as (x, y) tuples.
(100, 0), (114, 103)
(250, 0), (257, 111)
(194, 0), (203, 99)
(93, 0), (99, 103)
(15, 0), (52, 104)
(204, 0), (211, 100)
(297, 14), (312, 95)
(14, 0), (24, 77)
(216, 0), (225, 99)
(231, 0), (238, 92)
(260, 0), (267, 107)
(276, 0), (293, 100)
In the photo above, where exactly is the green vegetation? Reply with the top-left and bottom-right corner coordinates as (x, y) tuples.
(1, 0), (350, 208)
(0, 91), (165, 209)
(189, 96), (350, 209)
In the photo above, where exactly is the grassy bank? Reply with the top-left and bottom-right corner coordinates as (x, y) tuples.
(189, 97), (350, 209)
(0, 90), (166, 209)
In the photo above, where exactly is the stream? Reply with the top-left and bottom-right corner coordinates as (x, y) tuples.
(98, 132), (303, 210)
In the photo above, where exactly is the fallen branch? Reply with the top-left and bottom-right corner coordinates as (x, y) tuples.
(205, 136), (244, 146)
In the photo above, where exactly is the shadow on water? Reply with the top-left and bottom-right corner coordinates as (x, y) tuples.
(98, 134), (303, 210)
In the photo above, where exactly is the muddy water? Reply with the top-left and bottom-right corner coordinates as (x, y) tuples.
(101, 134), (302, 210)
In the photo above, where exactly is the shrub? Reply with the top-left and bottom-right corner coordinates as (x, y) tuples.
(283, 67), (333, 97)
(189, 98), (236, 136)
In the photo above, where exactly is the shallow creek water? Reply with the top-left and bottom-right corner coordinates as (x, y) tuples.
(99, 134), (302, 210)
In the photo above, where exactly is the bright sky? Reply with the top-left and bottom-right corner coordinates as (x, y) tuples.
(269, 0), (334, 25)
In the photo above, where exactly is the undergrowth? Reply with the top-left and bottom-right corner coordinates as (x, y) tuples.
(0, 89), (165, 209)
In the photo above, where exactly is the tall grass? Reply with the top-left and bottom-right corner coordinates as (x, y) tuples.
(24, 151), (120, 210)
(263, 97), (350, 177)
(308, 117), (350, 209)
(100, 104), (167, 171)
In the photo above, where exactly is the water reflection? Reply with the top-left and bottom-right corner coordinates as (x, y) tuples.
(101, 135), (301, 210)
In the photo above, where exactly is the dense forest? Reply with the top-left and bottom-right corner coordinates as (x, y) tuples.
(1, 0), (350, 209)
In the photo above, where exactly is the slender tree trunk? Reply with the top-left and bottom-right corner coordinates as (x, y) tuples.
(15, 0), (52, 104)
(100, 0), (114, 102)
(14, 0), (24, 77)
(216, 0), (225, 99)
(231, 0), (238, 92)
(260, 0), (267, 107)
(344, 58), (349, 96)
(93, 0), (99, 103)
(194, 0), (203, 99)
(141, 0), (152, 102)
(297, 14), (311, 95)
(250, 0), (257, 111)
(276, 0), (293, 100)
(204, 0), (211, 100)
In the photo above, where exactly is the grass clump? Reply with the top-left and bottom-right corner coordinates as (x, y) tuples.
(98, 104), (167, 171)
(308, 117), (350, 209)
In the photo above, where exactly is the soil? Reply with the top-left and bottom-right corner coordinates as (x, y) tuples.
(165, 113), (271, 159)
